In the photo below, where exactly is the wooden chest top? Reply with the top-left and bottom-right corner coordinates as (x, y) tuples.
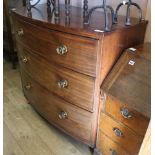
(101, 43), (151, 118)
(11, 4), (148, 39)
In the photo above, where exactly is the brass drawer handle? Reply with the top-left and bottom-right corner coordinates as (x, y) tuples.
(109, 149), (118, 155)
(59, 111), (68, 119)
(25, 83), (31, 90)
(17, 28), (24, 36)
(113, 128), (123, 137)
(58, 80), (68, 88)
(22, 56), (28, 63)
(120, 108), (132, 119)
(56, 45), (68, 55)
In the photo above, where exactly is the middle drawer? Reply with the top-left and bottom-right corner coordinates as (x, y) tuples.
(18, 44), (95, 112)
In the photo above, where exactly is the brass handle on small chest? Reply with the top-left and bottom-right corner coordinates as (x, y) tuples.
(59, 111), (68, 119)
(113, 128), (123, 137)
(56, 45), (68, 55)
(22, 56), (28, 63)
(120, 108), (132, 119)
(109, 149), (118, 155)
(25, 83), (31, 90)
(17, 28), (24, 36)
(58, 80), (68, 88)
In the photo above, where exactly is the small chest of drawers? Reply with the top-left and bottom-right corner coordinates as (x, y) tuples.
(96, 43), (151, 155)
(12, 4), (147, 148)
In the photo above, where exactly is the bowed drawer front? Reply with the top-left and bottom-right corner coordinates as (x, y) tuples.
(100, 113), (142, 155)
(17, 45), (95, 112)
(15, 18), (98, 77)
(21, 71), (94, 145)
(97, 132), (130, 155)
(105, 95), (149, 136)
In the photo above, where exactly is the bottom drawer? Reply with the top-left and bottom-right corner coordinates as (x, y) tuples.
(97, 132), (130, 155)
(20, 70), (94, 146)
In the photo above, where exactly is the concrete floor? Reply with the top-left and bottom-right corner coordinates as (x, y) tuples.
(3, 61), (93, 155)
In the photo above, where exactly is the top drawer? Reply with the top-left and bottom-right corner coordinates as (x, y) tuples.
(14, 18), (98, 77)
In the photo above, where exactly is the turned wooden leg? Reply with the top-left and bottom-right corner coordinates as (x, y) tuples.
(26, 99), (30, 104)
(23, 94), (30, 104)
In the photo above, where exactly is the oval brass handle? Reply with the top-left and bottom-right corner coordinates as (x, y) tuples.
(59, 111), (68, 119)
(22, 56), (28, 63)
(56, 45), (68, 55)
(25, 83), (31, 90)
(17, 28), (24, 36)
(58, 80), (68, 88)
(120, 107), (132, 119)
(113, 128), (123, 137)
(109, 149), (118, 155)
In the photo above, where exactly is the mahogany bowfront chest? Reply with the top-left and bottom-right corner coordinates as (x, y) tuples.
(12, 4), (147, 149)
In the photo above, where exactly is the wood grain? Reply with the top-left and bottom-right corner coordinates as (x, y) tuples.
(97, 131), (130, 155)
(4, 94), (55, 155)
(14, 18), (98, 77)
(100, 113), (143, 155)
(17, 45), (95, 112)
(100, 22), (147, 84)
(4, 123), (25, 155)
(101, 44), (151, 118)
(11, 4), (148, 39)
(11, 3), (148, 152)
(104, 95), (149, 137)
(21, 70), (95, 147)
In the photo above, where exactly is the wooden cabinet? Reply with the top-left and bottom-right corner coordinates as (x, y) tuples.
(97, 43), (151, 155)
(12, 4), (147, 148)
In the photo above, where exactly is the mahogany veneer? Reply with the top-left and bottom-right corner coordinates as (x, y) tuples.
(21, 71), (94, 144)
(97, 43), (151, 155)
(12, 4), (147, 147)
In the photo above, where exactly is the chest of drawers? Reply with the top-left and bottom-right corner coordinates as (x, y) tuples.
(97, 43), (150, 154)
(12, 4), (147, 147)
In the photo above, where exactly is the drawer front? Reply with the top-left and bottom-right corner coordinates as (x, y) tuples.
(104, 95), (149, 136)
(21, 71), (95, 146)
(100, 113), (142, 155)
(97, 132), (130, 155)
(14, 18), (98, 76)
(18, 45), (95, 112)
